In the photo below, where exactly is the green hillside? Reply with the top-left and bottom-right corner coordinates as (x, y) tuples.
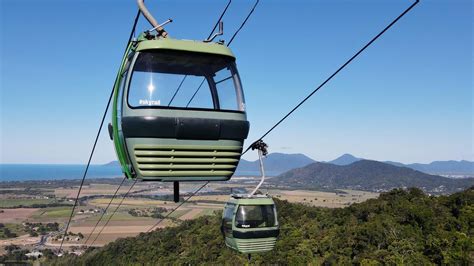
(273, 160), (474, 194)
(50, 187), (473, 265)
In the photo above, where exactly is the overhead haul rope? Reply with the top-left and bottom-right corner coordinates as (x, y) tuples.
(145, 182), (208, 233)
(89, 1), (235, 246)
(227, 0), (259, 46)
(58, 9), (142, 253)
(207, 0), (233, 40)
(59, 11), (140, 253)
(83, 177), (126, 245)
(242, 0), (420, 156)
(186, 0), (260, 106)
(174, 0), (419, 227)
(167, 0), (232, 107)
(89, 179), (138, 247)
(146, 0), (261, 233)
(92, 0), (249, 238)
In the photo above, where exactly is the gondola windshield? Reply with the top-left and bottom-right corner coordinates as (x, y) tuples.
(235, 204), (276, 228)
(128, 50), (245, 111)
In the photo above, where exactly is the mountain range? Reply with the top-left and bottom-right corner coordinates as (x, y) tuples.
(235, 153), (314, 176)
(234, 153), (473, 176)
(99, 155), (474, 194)
(105, 153), (473, 177)
(272, 160), (474, 194)
(325, 153), (474, 176)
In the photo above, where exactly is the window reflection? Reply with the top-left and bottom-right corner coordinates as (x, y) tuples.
(235, 205), (276, 228)
(127, 50), (245, 111)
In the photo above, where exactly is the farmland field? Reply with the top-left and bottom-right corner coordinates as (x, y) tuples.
(0, 208), (38, 223)
(0, 178), (380, 252)
(0, 198), (56, 208)
(32, 207), (72, 219)
(0, 223), (27, 239)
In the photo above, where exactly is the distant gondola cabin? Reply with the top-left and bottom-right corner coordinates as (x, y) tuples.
(221, 195), (279, 253)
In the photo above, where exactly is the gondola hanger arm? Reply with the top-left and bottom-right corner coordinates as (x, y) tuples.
(137, 0), (169, 37)
(249, 140), (268, 196)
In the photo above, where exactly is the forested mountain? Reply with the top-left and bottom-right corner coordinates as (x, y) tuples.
(398, 160), (474, 175)
(104, 155), (473, 177)
(326, 154), (474, 176)
(235, 153), (315, 176)
(328, 153), (361, 165)
(50, 187), (473, 265)
(273, 160), (474, 194)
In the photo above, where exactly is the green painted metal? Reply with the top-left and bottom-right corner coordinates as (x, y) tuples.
(229, 237), (277, 254)
(110, 36), (248, 182)
(222, 196), (279, 254)
(126, 138), (243, 182)
(226, 196), (275, 206)
(135, 35), (235, 59)
(112, 41), (134, 179)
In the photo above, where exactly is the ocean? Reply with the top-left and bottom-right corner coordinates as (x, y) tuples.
(0, 164), (123, 182)
(0, 164), (275, 182)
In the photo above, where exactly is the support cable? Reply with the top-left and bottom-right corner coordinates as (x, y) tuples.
(227, 0), (259, 46)
(58, 9), (142, 253)
(145, 0), (262, 233)
(146, 182), (208, 233)
(185, 79), (206, 107)
(88, 0), (240, 242)
(89, 179), (138, 247)
(242, 0), (419, 155)
(167, 75), (187, 106)
(83, 177), (127, 245)
(166, 0), (232, 107)
(186, 0), (260, 106)
(207, 0), (232, 40)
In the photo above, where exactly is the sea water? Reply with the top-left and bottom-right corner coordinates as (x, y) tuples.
(0, 164), (122, 181)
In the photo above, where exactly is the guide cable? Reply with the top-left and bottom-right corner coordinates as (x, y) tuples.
(242, 0), (420, 156)
(145, 0), (261, 233)
(89, 179), (138, 247)
(176, 0), (419, 231)
(83, 177), (127, 245)
(186, 0), (260, 106)
(57, 9), (142, 253)
(145, 182), (209, 233)
(167, 0), (232, 107)
(95, 0), (254, 238)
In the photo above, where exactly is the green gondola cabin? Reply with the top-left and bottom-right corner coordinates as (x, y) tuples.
(221, 194), (279, 253)
(109, 34), (249, 182)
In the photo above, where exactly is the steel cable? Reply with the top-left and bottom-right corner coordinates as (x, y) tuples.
(89, 179), (138, 247)
(242, 0), (419, 155)
(83, 177), (127, 245)
(166, 0), (233, 107)
(146, 182), (209, 233)
(145, 0), (262, 234)
(58, 9), (142, 253)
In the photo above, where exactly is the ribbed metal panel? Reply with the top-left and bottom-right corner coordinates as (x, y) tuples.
(236, 238), (277, 253)
(133, 145), (242, 177)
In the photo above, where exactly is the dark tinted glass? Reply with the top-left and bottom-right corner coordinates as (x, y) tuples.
(235, 205), (276, 228)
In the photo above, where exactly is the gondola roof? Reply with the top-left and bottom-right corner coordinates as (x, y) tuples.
(135, 37), (235, 58)
(228, 194), (275, 205)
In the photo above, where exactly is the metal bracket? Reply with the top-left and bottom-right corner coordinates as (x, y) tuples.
(204, 21), (224, 43)
(146, 18), (173, 35)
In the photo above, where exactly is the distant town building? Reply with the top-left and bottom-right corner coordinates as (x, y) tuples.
(26, 251), (43, 259)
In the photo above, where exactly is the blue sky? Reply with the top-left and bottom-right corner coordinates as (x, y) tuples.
(0, 0), (472, 164)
